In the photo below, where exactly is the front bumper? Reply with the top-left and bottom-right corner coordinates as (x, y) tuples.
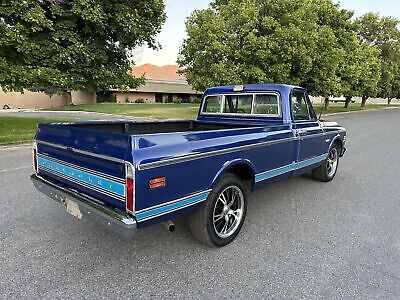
(31, 174), (137, 239)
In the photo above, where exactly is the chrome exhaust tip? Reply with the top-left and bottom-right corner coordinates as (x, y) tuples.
(164, 220), (176, 232)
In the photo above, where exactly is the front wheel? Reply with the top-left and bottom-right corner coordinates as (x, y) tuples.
(189, 174), (247, 247)
(312, 145), (340, 182)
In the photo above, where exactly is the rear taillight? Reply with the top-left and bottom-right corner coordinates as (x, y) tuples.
(125, 163), (135, 213)
(33, 141), (38, 173)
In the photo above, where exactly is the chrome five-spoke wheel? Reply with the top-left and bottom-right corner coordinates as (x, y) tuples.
(189, 174), (248, 247)
(213, 186), (245, 239)
(326, 147), (338, 177)
(312, 144), (341, 182)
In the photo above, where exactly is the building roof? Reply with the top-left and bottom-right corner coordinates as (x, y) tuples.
(132, 64), (186, 81)
(127, 64), (200, 95)
(134, 79), (201, 95)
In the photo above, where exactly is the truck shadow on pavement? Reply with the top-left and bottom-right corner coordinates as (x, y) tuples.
(52, 172), (328, 254)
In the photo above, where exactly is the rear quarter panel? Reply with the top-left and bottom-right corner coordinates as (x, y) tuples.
(132, 125), (295, 226)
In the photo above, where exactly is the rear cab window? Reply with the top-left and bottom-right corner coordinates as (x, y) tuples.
(202, 92), (281, 117)
(203, 95), (222, 113)
(254, 94), (279, 115)
(224, 95), (253, 114)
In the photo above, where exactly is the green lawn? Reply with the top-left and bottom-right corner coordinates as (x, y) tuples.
(49, 103), (201, 120)
(0, 117), (69, 145)
(48, 102), (398, 120)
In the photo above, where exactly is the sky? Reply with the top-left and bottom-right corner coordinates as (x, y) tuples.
(138, 0), (400, 66)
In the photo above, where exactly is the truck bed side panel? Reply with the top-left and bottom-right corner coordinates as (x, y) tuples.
(133, 126), (295, 225)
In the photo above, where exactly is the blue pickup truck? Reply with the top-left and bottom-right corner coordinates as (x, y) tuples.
(31, 84), (346, 247)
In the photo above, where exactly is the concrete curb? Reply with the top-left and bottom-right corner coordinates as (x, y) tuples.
(0, 109), (152, 121)
(0, 109), (33, 113)
(47, 110), (151, 120)
(0, 143), (32, 150)
(322, 106), (399, 117)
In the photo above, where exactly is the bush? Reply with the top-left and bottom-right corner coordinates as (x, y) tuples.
(173, 96), (182, 104)
(135, 98), (145, 104)
(190, 95), (201, 103)
(97, 92), (116, 103)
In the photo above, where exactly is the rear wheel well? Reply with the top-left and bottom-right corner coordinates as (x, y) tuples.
(224, 163), (254, 190)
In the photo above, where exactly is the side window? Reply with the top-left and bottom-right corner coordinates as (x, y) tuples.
(292, 90), (312, 121)
(223, 95), (253, 114)
(254, 94), (279, 115)
(203, 95), (221, 113)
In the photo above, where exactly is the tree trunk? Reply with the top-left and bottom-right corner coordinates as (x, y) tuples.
(324, 97), (330, 109)
(387, 98), (392, 106)
(344, 96), (352, 108)
(62, 92), (72, 106)
(360, 96), (368, 109)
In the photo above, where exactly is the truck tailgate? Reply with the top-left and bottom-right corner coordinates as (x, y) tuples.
(35, 123), (132, 210)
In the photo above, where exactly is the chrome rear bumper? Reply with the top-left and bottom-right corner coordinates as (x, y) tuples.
(31, 174), (137, 239)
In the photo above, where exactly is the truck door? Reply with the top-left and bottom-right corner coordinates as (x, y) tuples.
(291, 89), (326, 171)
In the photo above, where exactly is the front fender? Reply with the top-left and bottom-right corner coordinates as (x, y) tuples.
(328, 134), (346, 156)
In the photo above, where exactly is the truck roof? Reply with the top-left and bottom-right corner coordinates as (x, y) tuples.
(205, 83), (302, 95)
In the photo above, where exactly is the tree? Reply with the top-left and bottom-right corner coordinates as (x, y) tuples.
(338, 34), (381, 108)
(178, 0), (361, 110)
(0, 0), (166, 94)
(299, 0), (354, 110)
(356, 13), (400, 106)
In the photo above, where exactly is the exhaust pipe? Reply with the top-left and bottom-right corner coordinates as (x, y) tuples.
(164, 220), (176, 232)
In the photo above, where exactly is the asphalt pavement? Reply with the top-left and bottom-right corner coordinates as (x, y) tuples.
(1, 109), (400, 299)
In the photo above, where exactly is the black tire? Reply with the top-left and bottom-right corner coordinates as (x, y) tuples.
(312, 144), (340, 182)
(189, 174), (248, 247)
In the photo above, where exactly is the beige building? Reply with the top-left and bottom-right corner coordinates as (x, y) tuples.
(0, 79), (201, 109)
(0, 89), (71, 109)
(115, 79), (202, 104)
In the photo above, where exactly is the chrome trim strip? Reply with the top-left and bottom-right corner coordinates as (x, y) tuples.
(300, 132), (325, 140)
(31, 174), (136, 239)
(255, 162), (295, 181)
(255, 153), (328, 183)
(297, 126), (322, 131)
(37, 140), (126, 164)
(124, 161), (136, 215)
(136, 189), (212, 214)
(38, 153), (124, 183)
(137, 197), (208, 223)
(138, 135), (295, 171)
(39, 166), (126, 201)
(136, 190), (211, 222)
(324, 130), (345, 135)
